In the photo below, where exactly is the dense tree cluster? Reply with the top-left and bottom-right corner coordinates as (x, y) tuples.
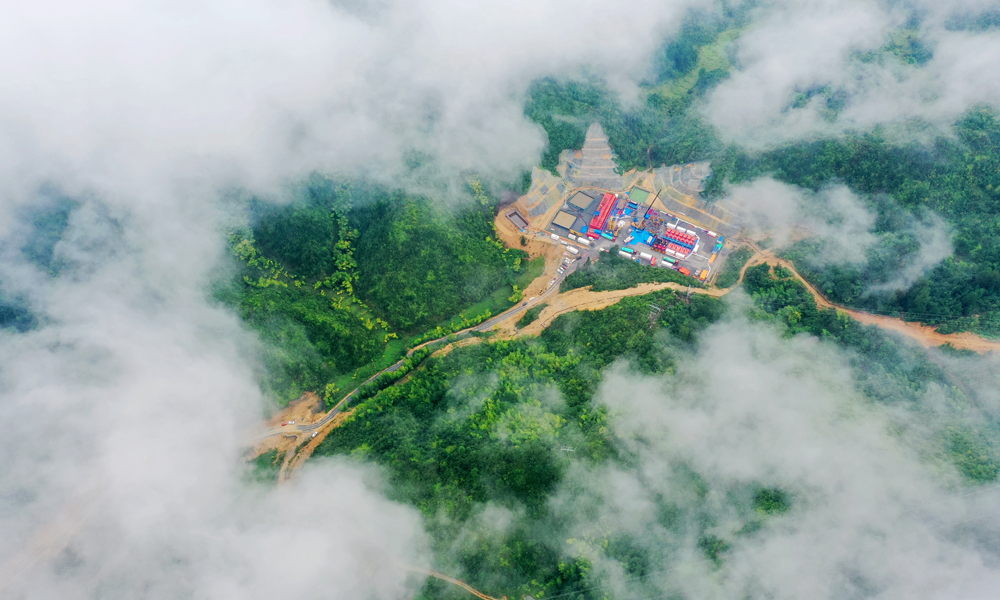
(515, 302), (547, 329)
(351, 187), (527, 331)
(709, 109), (1000, 337)
(742, 263), (1000, 482)
(316, 289), (728, 599)
(561, 249), (700, 293)
(218, 179), (528, 403)
(714, 245), (752, 288)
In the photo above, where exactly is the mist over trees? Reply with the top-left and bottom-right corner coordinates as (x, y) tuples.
(705, 107), (1000, 338)
(8, 1), (1000, 599)
(215, 178), (529, 403)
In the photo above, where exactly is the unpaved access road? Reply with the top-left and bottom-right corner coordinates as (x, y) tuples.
(252, 240), (1000, 464)
(739, 244), (1000, 354)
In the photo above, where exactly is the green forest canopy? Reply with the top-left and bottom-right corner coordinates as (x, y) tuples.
(216, 179), (528, 404)
(312, 260), (997, 599)
(709, 108), (1000, 338)
(527, 20), (1000, 339)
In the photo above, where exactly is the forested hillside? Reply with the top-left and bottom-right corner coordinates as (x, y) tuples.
(215, 179), (528, 403)
(312, 260), (998, 598)
(561, 248), (699, 292)
(315, 288), (724, 600)
(708, 108), (1000, 337)
(524, 11), (748, 174)
(526, 15), (1000, 340)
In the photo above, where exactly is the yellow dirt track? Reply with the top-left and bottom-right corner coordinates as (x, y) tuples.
(737, 244), (1000, 354)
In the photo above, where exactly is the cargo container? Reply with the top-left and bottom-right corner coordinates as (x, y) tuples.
(709, 253), (717, 264)
(567, 246), (579, 255)
(706, 231), (717, 237)
(621, 247), (635, 254)
(578, 238), (591, 246)
(666, 223), (677, 229)
(651, 257), (657, 266)
(639, 252), (653, 260)
(663, 255), (678, 264)
(568, 234), (577, 241)
(601, 231), (614, 240)
(618, 250), (633, 259)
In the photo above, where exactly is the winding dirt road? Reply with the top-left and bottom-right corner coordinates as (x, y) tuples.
(739, 244), (1000, 354)
(258, 239), (1000, 470)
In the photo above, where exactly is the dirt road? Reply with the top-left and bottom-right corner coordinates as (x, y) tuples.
(251, 238), (1000, 474)
(500, 281), (720, 338)
(737, 243), (1000, 354)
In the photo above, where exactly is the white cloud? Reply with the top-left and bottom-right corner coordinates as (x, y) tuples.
(729, 177), (951, 290)
(704, 0), (1000, 146)
(552, 314), (1000, 599)
(0, 1), (705, 597)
